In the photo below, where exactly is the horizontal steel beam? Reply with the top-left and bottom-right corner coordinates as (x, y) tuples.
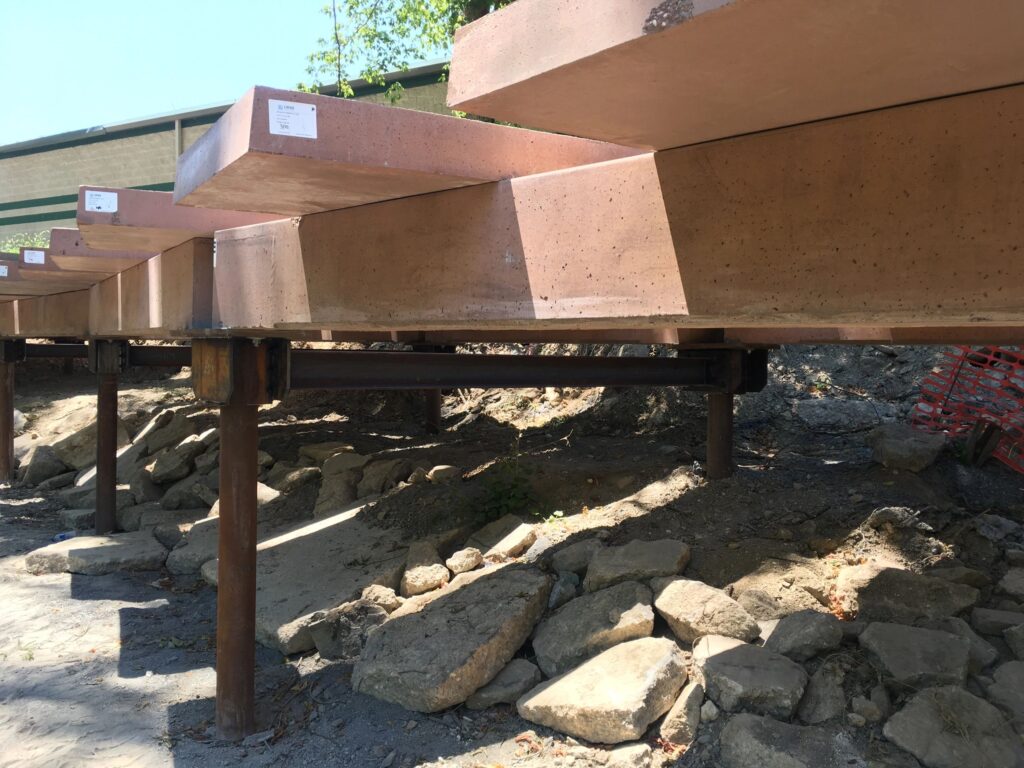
(288, 349), (766, 393)
(15, 342), (190, 367)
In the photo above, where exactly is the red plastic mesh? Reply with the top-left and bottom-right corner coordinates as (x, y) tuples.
(912, 346), (1024, 474)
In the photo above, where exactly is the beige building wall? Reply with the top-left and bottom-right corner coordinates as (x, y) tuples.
(0, 74), (449, 244)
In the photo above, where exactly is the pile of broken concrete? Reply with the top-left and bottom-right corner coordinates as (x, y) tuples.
(332, 529), (1024, 768)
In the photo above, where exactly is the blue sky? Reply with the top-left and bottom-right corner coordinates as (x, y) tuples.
(0, 0), (423, 146)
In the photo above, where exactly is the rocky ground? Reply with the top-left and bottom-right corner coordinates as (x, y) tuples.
(1, 343), (1023, 768)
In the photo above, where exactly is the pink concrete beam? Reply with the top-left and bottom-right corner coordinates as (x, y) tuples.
(47, 228), (153, 272)
(210, 86), (1024, 336)
(8, 291), (91, 338)
(448, 0), (1024, 150)
(76, 187), (281, 253)
(173, 86), (640, 216)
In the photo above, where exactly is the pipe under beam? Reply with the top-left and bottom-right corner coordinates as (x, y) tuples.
(0, 363), (14, 483)
(94, 372), (119, 534)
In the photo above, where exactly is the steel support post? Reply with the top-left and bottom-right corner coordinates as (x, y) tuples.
(0, 362), (15, 483)
(191, 338), (288, 741)
(425, 388), (443, 434)
(89, 341), (128, 534)
(706, 392), (735, 480)
(216, 396), (258, 740)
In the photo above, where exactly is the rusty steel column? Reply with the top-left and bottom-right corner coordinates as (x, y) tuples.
(89, 341), (128, 534)
(706, 392), (735, 480)
(0, 362), (14, 483)
(425, 388), (442, 434)
(94, 372), (119, 534)
(192, 338), (288, 741)
(217, 397), (259, 739)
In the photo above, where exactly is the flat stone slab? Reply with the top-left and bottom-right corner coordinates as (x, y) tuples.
(76, 187), (279, 253)
(884, 686), (1024, 768)
(466, 658), (541, 710)
(860, 622), (969, 688)
(517, 636), (687, 744)
(834, 563), (979, 623)
(653, 577), (759, 643)
(202, 503), (408, 654)
(352, 565), (550, 712)
(720, 714), (864, 768)
(532, 580), (654, 677)
(583, 539), (690, 592)
(25, 532), (168, 575)
(447, 0), (1024, 150)
(173, 86), (636, 216)
(761, 610), (843, 662)
(693, 635), (808, 720)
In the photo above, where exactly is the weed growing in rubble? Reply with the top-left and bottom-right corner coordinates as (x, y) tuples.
(481, 434), (539, 520)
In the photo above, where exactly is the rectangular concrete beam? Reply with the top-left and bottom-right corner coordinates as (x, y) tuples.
(6, 290), (91, 338)
(90, 239), (214, 338)
(173, 86), (639, 216)
(0, 259), (109, 296)
(448, 0), (1024, 149)
(211, 86), (1024, 336)
(47, 228), (153, 272)
(76, 187), (282, 253)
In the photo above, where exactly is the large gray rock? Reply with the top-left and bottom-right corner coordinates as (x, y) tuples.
(149, 435), (207, 484)
(356, 458), (412, 497)
(159, 472), (209, 510)
(720, 714), (865, 768)
(532, 580), (654, 677)
(204, 503), (408, 653)
(399, 541), (450, 597)
(859, 623), (969, 688)
(867, 424), (945, 472)
(313, 452), (370, 517)
(517, 636), (687, 744)
(653, 577), (759, 643)
(583, 539), (690, 592)
(797, 660), (847, 725)
(762, 610), (844, 661)
(550, 537), (604, 577)
(984, 661), (1024, 730)
(25, 532), (168, 575)
(307, 599), (388, 661)
(1004, 623), (1024, 660)
(353, 566), (550, 712)
(266, 463), (320, 493)
(466, 659), (541, 710)
(115, 440), (149, 484)
(465, 514), (537, 558)
(884, 686), (1024, 768)
(142, 411), (195, 454)
(299, 441), (355, 464)
(834, 563), (979, 623)
(794, 398), (897, 433)
(53, 416), (130, 470)
(19, 445), (68, 485)
(918, 616), (998, 673)
(693, 635), (808, 719)
(972, 607), (1024, 635)
(998, 568), (1024, 601)
(660, 681), (703, 747)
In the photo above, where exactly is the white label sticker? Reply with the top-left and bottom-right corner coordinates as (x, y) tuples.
(268, 99), (317, 139)
(85, 189), (118, 213)
(23, 250), (45, 265)
(0, 265), (8, 278)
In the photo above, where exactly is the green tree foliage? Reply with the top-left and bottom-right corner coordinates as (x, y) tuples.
(0, 230), (48, 253)
(300, 0), (512, 101)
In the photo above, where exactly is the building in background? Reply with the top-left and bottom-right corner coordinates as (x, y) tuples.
(0, 63), (450, 243)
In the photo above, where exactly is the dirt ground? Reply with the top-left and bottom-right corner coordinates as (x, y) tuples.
(1, 345), (1022, 767)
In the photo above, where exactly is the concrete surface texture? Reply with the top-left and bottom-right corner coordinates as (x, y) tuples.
(447, 0), (1024, 149)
